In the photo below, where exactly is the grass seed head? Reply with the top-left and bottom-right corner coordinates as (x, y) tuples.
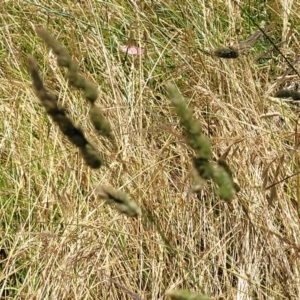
(166, 289), (209, 300)
(33, 27), (113, 142)
(186, 134), (211, 159)
(83, 81), (98, 103)
(166, 83), (211, 159)
(192, 157), (214, 180)
(166, 82), (236, 200)
(95, 185), (141, 217)
(54, 119), (88, 148)
(213, 46), (239, 58)
(35, 27), (100, 104)
(218, 159), (240, 192)
(80, 143), (104, 169)
(89, 105), (112, 138)
(212, 166), (235, 201)
(35, 26), (70, 65)
(28, 27), (115, 168)
(274, 89), (300, 100)
(68, 72), (87, 89)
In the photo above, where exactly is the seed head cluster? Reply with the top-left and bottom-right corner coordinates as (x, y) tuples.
(27, 56), (103, 168)
(28, 27), (140, 217)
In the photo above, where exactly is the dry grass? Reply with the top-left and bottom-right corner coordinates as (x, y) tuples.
(1, 0), (300, 299)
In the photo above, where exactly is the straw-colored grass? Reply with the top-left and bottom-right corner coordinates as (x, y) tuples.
(1, 0), (300, 299)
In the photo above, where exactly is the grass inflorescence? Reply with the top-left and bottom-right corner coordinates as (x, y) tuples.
(95, 185), (141, 217)
(213, 46), (239, 59)
(166, 83), (237, 201)
(35, 26), (115, 142)
(27, 55), (104, 168)
(166, 289), (209, 300)
(274, 89), (300, 101)
(27, 26), (141, 219)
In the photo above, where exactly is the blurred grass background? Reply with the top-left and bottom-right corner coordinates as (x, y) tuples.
(1, 0), (300, 299)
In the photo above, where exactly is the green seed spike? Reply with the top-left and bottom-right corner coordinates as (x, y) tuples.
(212, 166), (235, 201)
(218, 159), (240, 193)
(192, 157), (214, 180)
(68, 73), (87, 90)
(80, 143), (104, 169)
(166, 82), (237, 201)
(27, 55), (44, 90)
(274, 89), (300, 101)
(218, 159), (233, 177)
(29, 27), (113, 170)
(166, 289), (209, 300)
(95, 185), (141, 217)
(166, 82), (186, 105)
(57, 54), (71, 68)
(34, 27), (114, 142)
(35, 26), (71, 67)
(89, 105), (112, 138)
(213, 46), (239, 59)
(186, 134), (211, 160)
(166, 83), (211, 159)
(83, 81), (98, 103)
(66, 61), (90, 90)
(52, 114), (88, 147)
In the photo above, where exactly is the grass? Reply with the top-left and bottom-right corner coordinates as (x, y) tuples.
(1, 0), (300, 299)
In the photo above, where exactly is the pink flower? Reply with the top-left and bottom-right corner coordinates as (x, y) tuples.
(120, 45), (145, 55)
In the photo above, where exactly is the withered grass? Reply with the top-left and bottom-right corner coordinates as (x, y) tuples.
(1, 0), (300, 299)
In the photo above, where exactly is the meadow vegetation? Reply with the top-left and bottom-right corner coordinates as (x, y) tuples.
(1, 0), (300, 299)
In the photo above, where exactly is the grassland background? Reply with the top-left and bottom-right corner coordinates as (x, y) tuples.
(1, 0), (300, 299)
